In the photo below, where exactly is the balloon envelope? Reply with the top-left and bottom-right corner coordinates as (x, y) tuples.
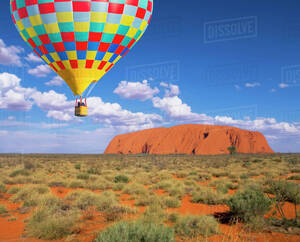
(10, 0), (153, 96)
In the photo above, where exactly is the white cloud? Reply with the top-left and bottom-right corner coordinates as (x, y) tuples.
(0, 118), (68, 129)
(160, 83), (180, 97)
(45, 76), (64, 86)
(279, 83), (289, 88)
(28, 64), (51, 77)
(46, 110), (73, 122)
(0, 39), (23, 66)
(31, 90), (73, 112)
(0, 72), (35, 111)
(234, 85), (241, 90)
(114, 80), (159, 101)
(245, 82), (261, 88)
(25, 53), (42, 63)
(89, 97), (162, 131)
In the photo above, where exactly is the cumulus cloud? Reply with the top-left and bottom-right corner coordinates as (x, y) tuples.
(279, 83), (289, 88)
(0, 39), (23, 66)
(45, 76), (64, 86)
(0, 72), (35, 111)
(245, 82), (261, 88)
(152, 84), (300, 144)
(114, 80), (159, 101)
(88, 97), (162, 131)
(28, 64), (52, 77)
(25, 53), (43, 63)
(160, 82), (180, 97)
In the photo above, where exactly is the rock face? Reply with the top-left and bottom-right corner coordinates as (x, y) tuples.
(104, 124), (274, 155)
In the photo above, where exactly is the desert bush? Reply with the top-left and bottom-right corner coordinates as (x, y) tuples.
(192, 187), (225, 205)
(11, 185), (50, 206)
(103, 205), (137, 222)
(66, 190), (118, 211)
(168, 213), (180, 223)
(266, 180), (300, 220)
(9, 169), (30, 177)
(164, 196), (181, 208)
(227, 190), (272, 222)
(26, 207), (79, 240)
(175, 215), (219, 238)
(24, 160), (35, 170)
(141, 201), (167, 223)
(0, 183), (6, 193)
(288, 175), (300, 180)
(77, 173), (89, 180)
(122, 183), (147, 196)
(216, 184), (229, 194)
(0, 205), (7, 214)
(7, 186), (20, 194)
(240, 174), (249, 179)
(74, 164), (81, 170)
(95, 221), (174, 242)
(48, 180), (67, 187)
(114, 175), (129, 183)
(112, 183), (124, 191)
(198, 173), (211, 181)
(68, 179), (85, 188)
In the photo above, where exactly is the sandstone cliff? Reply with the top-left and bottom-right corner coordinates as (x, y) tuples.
(104, 124), (274, 155)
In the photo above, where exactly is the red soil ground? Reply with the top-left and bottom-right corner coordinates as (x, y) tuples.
(1, 181), (299, 242)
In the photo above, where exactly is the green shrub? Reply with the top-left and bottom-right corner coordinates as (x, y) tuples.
(68, 179), (85, 188)
(74, 164), (81, 170)
(87, 168), (98, 174)
(227, 190), (272, 222)
(175, 215), (219, 238)
(123, 183), (147, 195)
(65, 190), (118, 211)
(0, 183), (6, 193)
(168, 213), (180, 223)
(24, 160), (35, 170)
(228, 146), (237, 155)
(192, 187), (225, 205)
(288, 175), (300, 180)
(0, 205), (7, 214)
(240, 174), (249, 179)
(95, 221), (174, 242)
(26, 207), (79, 240)
(7, 186), (20, 194)
(164, 196), (181, 208)
(77, 173), (89, 180)
(266, 180), (300, 220)
(216, 184), (229, 194)
(114, 175), (129, 183)
(9, 169), (30, 177)
(141, 201), (166, 223)
(103, 205), (137, 222)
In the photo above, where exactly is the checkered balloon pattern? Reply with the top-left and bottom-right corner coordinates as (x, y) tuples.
(10, 0), (153, 96)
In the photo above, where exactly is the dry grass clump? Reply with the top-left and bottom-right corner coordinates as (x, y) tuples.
(26, 206), (79, 240)
(65, 190), (118, 211)
(122, 183), (147, 196)
(0, 182), (6, 193)
(192, 186), (226, 205)
(175, 215), (220, 238)
(95, 221), (174, 242)
(11, 184), (50, 208)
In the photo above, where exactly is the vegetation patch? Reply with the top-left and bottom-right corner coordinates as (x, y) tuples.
(95, 221), (174, 242)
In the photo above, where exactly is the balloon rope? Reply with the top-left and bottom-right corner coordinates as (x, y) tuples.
(85, 81), (98, 98)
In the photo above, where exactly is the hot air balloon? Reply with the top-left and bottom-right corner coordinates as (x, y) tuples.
(10, 0), (153, 117)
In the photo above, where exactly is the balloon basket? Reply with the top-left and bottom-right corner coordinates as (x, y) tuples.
(75, 97), (88, 117)
(75, 106), (88, 117)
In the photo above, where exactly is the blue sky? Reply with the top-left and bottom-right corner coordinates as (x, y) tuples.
(0, 0), (300, 153)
